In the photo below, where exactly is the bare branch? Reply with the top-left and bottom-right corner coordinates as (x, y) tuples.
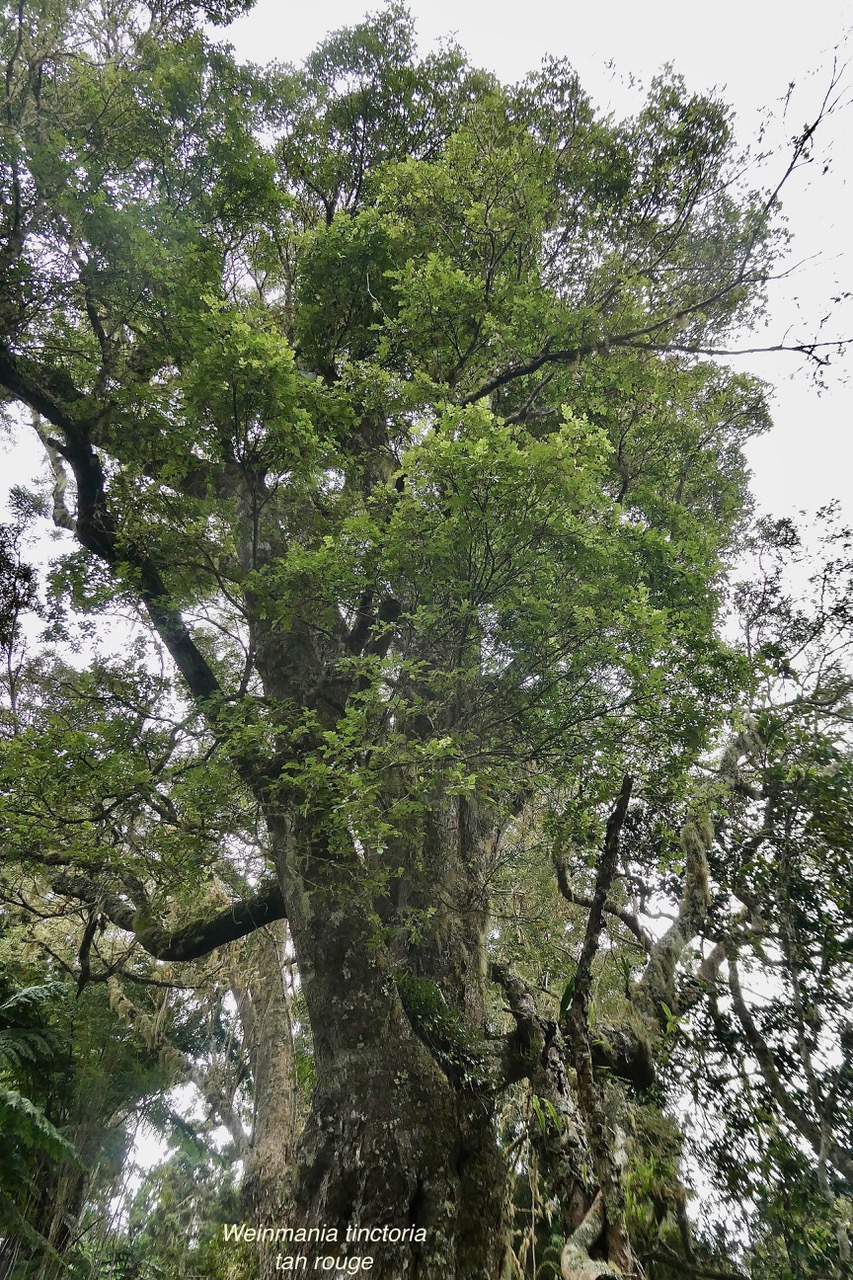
(571, 775), (634, 1014)
(554, 875), (652, 954)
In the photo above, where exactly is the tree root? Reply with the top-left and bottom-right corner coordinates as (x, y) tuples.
(560, 1193), (624, 1280)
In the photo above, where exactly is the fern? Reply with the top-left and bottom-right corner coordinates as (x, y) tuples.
(0, 1027), (56, 1068)
(0, 1088), (80, 1164)
(0, 982), (65, 1020)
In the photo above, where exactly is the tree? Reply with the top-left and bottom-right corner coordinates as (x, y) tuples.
(1, 3), (850, 1277)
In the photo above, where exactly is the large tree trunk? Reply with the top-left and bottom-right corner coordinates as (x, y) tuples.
(250, 810), (511, 1280)
(240, 611), (605, 1278)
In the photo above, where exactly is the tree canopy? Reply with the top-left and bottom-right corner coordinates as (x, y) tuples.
(1, 4), (851, 1279)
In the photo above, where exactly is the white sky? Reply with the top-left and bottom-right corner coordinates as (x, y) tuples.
(220, 0), (853, 526)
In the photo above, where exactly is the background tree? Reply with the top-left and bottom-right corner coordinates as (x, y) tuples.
(1, 3), (850, 1278)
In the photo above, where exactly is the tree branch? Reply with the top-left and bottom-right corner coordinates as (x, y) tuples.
(571, 776), (634, 1014)
(560, 1192), (622, 1280)
(487, 962), (546, 1085)
(633, 723), (761, 1024)
(565, 776), (635, 1271)
(52, 873), (286, 962)
(461, 87), (847, 409)
(0, 346), (224, 707)
(643, 1243), (748, 1280)
(554, 872), (652, 953)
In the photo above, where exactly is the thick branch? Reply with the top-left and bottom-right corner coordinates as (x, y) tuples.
(572, 776), (634, 1013)
(485, 963), (548, 1085)
(0, 347), (91, 431)
(53, 873), (286, 962)
(0, 347), (224, 707)
(566, 776), (635, 1270)
(561, 1192), (622, 1280)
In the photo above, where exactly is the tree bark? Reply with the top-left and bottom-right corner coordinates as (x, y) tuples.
(252, 810), (510, 1280)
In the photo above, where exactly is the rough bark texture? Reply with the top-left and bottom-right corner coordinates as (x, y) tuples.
(261, 810), (509, 1280)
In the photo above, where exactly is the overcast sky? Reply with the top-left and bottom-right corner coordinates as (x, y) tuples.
(220, 0), (853, 527)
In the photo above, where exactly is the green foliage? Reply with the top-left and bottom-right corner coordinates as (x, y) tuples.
(0, 933), (188, 1275)
(0, 979), (81, 1216)
(103, 1134), (248, 1280)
